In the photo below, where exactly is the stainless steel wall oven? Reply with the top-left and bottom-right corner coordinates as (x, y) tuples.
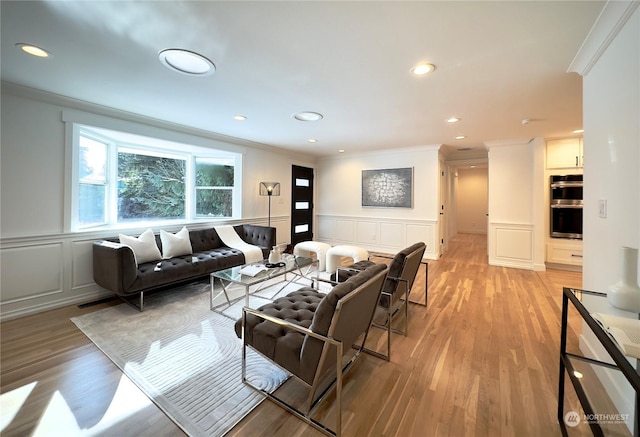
(550, 175), (583, 239)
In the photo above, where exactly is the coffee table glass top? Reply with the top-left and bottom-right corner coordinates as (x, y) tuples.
(211, 256), (314, 286)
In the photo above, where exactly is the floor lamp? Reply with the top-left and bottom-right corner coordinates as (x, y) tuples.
(259, 182), (280, 227)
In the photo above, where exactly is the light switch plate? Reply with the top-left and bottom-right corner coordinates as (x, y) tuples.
(599, 199), (607, 218)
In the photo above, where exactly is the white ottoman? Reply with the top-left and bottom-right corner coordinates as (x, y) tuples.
(325, 245), (369, 274)
(293, 241), (332, 272)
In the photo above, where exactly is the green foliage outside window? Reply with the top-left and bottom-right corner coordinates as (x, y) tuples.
(118, 152), (186, 221)
(195, 159), (234, 217)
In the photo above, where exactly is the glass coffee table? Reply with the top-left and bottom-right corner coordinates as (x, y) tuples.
(210, 255), (317, 318)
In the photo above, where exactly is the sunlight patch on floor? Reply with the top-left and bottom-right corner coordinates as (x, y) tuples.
(0, 381), (37, 432)
(30, 376), (152, 436)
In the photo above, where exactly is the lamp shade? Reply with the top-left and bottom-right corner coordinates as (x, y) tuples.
(259, 182), (280, 196)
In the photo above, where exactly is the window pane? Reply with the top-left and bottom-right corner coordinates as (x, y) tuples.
(196, 159), (234, 187)
(79, 183), (106, 227)
(79, 136), (107, 183)
(295, 178), (309, 187)
(117, 152), (186, 221)
(295, 224), (309, 233)
(196, 188), (232, 217)
(295, 201), (309, 210)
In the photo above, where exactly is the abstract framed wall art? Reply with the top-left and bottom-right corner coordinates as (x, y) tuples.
(362, 167), (413, 208)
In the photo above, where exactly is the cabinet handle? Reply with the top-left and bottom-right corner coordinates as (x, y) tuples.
(571, 254), (583, 258)
(575, 156), (578, 166)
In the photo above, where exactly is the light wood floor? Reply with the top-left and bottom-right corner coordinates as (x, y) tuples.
(1, 234), (598, 436)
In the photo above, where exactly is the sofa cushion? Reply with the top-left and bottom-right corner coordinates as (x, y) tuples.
(188, 228), (224, 252)
(119, 228), (162, 265)
(161, 226), (193, 259)
(235, 289), (324, 381)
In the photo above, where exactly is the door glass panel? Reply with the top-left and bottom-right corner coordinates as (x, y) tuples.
(295, 224), (309, 233)
(295, 202), (309, 210)
(295, 178), (310, 187)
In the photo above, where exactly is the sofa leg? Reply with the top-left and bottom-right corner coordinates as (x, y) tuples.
(119, 291), (144, 312)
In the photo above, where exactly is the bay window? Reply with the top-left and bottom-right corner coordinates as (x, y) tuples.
(71, 123), (242, 231)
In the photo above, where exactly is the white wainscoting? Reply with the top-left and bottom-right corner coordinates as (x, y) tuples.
(0, 218), (272, 321)
(0, 235), (110, 321)
(488, 222), (534, 270)
(316, 215), (437, 260)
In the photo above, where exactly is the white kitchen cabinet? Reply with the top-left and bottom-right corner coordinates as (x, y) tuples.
(546, 138), (583, 168)
(546, 241), (583, 267)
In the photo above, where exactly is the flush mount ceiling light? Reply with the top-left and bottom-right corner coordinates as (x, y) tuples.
(158, 49), (215, 76)
(16, 43), (50, 58)
(293, 111), (323, 122)
(233, 115), (247, 121)
(410, 62), (436, 76)
(308, 138), (318, 143)
(447, 117), (461, 123)
(455, 135), (466, 140)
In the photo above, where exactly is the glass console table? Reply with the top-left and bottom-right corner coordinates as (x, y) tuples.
(559, 287), (640, 436)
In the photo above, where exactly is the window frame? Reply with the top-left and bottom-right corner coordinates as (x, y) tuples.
(66, 116), (243, 232)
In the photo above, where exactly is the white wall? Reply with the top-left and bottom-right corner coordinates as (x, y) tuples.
(456, 167), (488, 234)
(570, 2), (639, 431)
(0, 84), (314, 320)
(487, 140), (539, 269)
(315, 146), (441, 259)
(582, 8), (639, 293)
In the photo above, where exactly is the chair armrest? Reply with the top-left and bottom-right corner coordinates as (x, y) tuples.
(313, 277), (339, 287)
(331, 266), (363, 283)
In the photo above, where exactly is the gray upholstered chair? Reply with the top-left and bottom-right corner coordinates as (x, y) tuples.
(235, 263), (388, 437)
(332, 242), (426, 361)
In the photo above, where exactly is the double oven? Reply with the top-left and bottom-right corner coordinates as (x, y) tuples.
(550, 174), (583, 239)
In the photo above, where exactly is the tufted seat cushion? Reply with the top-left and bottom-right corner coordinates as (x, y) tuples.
(236, 263), (386, 384)
(235, 289), (326, 382)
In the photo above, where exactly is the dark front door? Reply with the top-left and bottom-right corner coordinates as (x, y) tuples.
(291, 165), (314, 246)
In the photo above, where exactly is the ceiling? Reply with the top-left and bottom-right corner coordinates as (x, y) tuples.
(1, 1), (604, 160)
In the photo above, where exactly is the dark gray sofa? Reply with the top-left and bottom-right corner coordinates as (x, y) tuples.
(93, 224), (275, 308)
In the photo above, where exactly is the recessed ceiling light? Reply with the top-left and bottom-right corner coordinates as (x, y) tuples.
(233, 115), (247, 121)
(410, 62), (436, 76)
(158, 48), (215, 76)
(16, 43), (50, 58)
(293, 111), (323, 122)
(455, 135), (466, 140)
(447, 117), (461, 123)
(573, 129), (584, 134)
(308, 138), (318, 143)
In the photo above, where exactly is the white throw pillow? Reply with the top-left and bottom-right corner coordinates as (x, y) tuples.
(160, 226), (193, 259)
(119, 228), (162, 265)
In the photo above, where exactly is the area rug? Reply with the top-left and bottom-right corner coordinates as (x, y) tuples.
(71, 281), (291, 437)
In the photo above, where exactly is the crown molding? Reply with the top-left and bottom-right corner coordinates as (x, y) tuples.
(568, 0), (639, 76)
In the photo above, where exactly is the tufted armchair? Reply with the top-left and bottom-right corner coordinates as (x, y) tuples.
(330, 242), (426, 361)
(235, 263), (388, 437)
